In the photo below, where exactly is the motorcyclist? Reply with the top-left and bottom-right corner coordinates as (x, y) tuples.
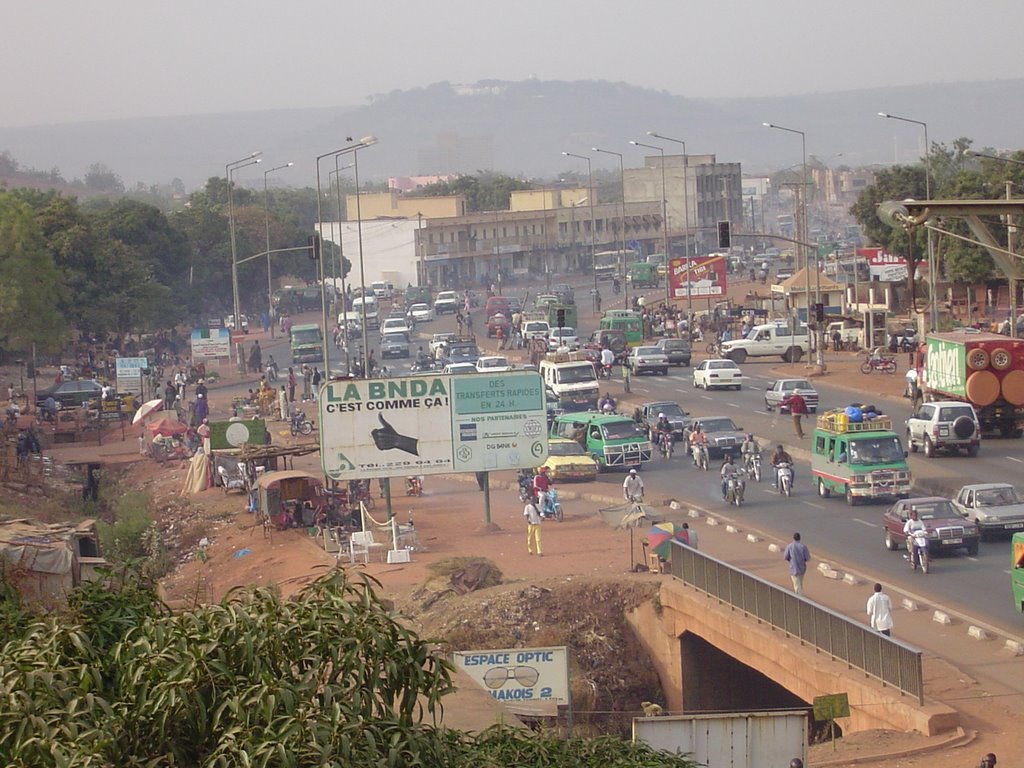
(720, 454), (743, 499)
(532, 466), (551, 510)
(903, 507), (929, 569)
(600, 346), (615, 375)
(266, 354), (279, 382)
(598, 392), (617, 413)
(415, 346), (430, 367)
(688, 423), (708, 466)
(653, 413), (672, 449)
(622, 468), (644, 502)
(740, 433), (761, 471)
(770, 444), (794, 488)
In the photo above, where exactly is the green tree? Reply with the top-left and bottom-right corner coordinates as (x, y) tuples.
(83, 162), (125, 194)
(416, 172), (533, 212)
(0, 569), (697, 768)
(0, 192), (67, 352)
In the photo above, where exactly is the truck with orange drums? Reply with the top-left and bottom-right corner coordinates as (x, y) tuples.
(919, 330), (1024, 438)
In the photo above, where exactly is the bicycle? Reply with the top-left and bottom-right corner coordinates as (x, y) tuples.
(705, 340), (721, 356)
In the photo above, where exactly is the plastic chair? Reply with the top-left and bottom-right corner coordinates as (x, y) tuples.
(349, 530), (386, 563)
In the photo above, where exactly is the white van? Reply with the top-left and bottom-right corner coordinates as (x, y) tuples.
(370, 281), (395, 300)
(538, 359), (599, 412)
(352, 295), (380, 330)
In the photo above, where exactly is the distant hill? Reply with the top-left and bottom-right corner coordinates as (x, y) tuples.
(1, 78), (1022, 192)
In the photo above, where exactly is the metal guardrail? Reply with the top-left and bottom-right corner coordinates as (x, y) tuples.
(668, 541), (925, 705)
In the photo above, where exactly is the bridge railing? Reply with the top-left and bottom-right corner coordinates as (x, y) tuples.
(668, 541), (924, 705)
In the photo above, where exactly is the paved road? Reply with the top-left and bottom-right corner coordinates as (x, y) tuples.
(235, 281), (1024, 635)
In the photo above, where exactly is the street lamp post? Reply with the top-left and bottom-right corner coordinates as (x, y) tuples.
(263, 162), (293, 340)
(315, 137), (376, 372)
(562, 152), (597, 297)
(966, 150), (1024, 335)
(647, 132), (693, 325)
(878, 112), (938, 333)
(328, 161), (355, 371)
(593, 147), (629, 307)
(631, 140), (670, 308)
(764, 123), (819, 367)
(227, 152), (262, 372)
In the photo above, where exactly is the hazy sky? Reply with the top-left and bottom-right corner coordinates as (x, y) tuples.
(4, 0), (1022, 128)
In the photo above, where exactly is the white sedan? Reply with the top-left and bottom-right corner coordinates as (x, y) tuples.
(407, 303), (435, 323)
(693, 358), (743, 391)
(547, 326), (579, 351)
(476, 355), (513, 373)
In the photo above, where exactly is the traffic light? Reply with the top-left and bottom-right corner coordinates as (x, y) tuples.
(556, 308), (566, 328)
(717, 220), (731, 249)
(308, 233), (321, 261)
(814, 302), (825, 323)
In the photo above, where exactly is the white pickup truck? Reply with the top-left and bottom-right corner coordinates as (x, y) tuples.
(826, 321), (863, 350)
(719, 322), (810, 364)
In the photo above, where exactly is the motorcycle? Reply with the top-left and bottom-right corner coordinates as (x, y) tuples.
(411, 358), (437, 373)
(517, 469), (535, 503)
(776, 461), (794, 496)
(540, 487), (563, 522)
(598, 362), (614, 380)
(906, 535), (930, 573)
(860, 354), (897, 374)
(745, 452), (762, 482)
(657, 431), (673, 460)
(723, 471), (746, 507)
(691, 443), (709, 471)
(290, 410), (314, 436)
(405, 476), (424, 497)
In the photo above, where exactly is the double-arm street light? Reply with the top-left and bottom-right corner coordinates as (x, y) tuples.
(315, 137), (377, 372)
(630, 140), (670, 307)
(263, 162), (293, 339)
(593, 147), (629, 306)
(562, 152), (598, 296)
(647, 132), (693, 322)
(878, 111), (938, 333)
(227, 152), (262, 370)
(763, 122), (820, 366)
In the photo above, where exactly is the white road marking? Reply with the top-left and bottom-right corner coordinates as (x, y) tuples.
(701, 395), (713, 401)
(675, 387), (689, 394)
(802, 501), (825, 510)
(852, 518), (877, 528)
(727, 403), (740, 408)
(1007, 457), (1024, 464)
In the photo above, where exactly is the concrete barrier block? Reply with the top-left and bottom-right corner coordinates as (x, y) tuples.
(901, 598), (920, 612)
(725, 525), (739, 534)
(746, 533), (761, 543)
(967, 626), (989, 641)
(688, 509), (701, 519)
(706, 517), (719, 526)
(768, 543), (782, 553)
(842, 573), (861, 586)
(818, 567), (841, 580)
(1004, 639), (1024, 656)
(933, 611), (952, 625)
(669, 500), (681, 510)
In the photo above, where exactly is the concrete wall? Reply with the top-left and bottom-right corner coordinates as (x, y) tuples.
(628, 580), (959, 736)
(345, 191), (465, 220)
(319, 219), (419, 289)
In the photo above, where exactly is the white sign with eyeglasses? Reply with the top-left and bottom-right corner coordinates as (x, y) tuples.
(452, 645), (569, 717)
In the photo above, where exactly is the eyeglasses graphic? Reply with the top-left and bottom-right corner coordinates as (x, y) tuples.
(482, 665), (540, 689)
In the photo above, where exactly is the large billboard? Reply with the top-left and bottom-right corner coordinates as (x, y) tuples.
(452, 645), (569, 717)
(318, 371), (549, 481)
(668, 254), (728, 300)
(858, 247), (909, 282)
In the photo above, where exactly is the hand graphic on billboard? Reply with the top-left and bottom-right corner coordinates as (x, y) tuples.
(370, 414), (419, 456)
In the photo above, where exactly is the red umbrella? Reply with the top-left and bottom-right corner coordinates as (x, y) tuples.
(146, 416), (188, 437)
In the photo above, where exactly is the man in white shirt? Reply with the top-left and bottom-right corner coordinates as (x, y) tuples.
(866, 582), (894, 636)
(903, 508), (929, 570)
(524, 496), (543, 556)
(622, 469), (644, 502)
